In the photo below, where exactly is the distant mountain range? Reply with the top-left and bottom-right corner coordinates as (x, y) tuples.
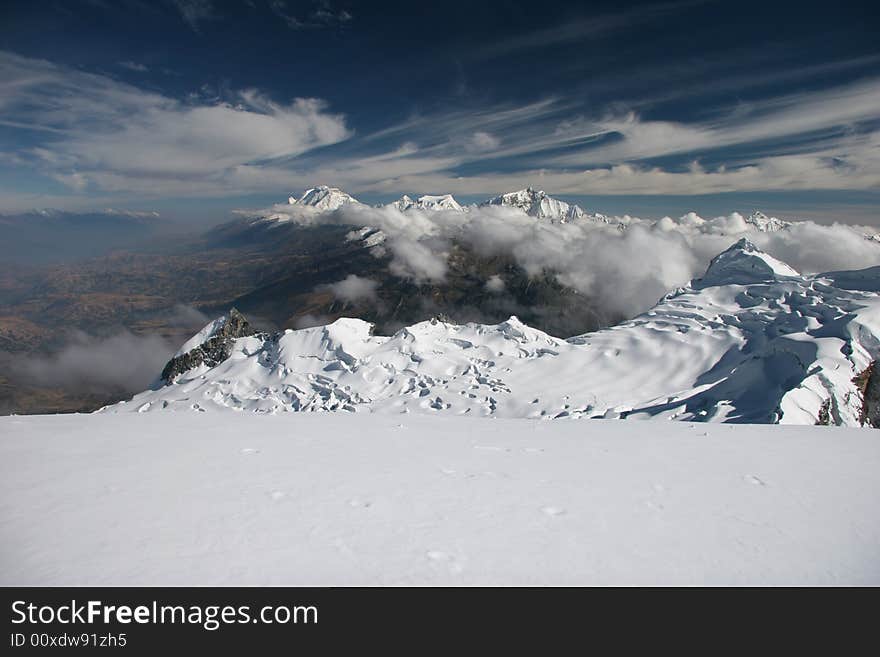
(280, 184), (791, 230)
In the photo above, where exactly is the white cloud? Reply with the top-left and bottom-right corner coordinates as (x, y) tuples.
(0, 51), (351, 198)
(319, 274), (379, 303)
(386, 235), (449, 282)
(467, 131), (500, 152)
(485, 275), (505, 293)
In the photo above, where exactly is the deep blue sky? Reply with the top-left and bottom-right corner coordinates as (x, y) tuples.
(1, 0), (879, 223)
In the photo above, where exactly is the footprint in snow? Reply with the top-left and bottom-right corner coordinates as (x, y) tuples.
(269, 490), (286, 501)
(348, 498), (372, 508)
(646, 484), (667, 509)
(332, 537), (356, 558)
(240, 448), (260, 455)
(426, 551), (464, 574)
(541, 506), (566, 517)
(743, 474), (766, 486)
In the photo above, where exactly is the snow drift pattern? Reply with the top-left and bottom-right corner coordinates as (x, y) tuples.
(110, 240), (880, 425)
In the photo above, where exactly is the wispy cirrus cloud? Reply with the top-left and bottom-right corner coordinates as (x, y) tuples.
(267, 0), (352, 30)
(263, 73), (880, 198)
(473, 0), (710, 59)
(549, 77), (880, 168)
(118, 60), (149, 72)
(170, 0), (215, 33)
(2, 46), (880, 210)
(0, 50), (351, 200)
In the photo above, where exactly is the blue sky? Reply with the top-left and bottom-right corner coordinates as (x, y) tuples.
(1, 0), (879, 223)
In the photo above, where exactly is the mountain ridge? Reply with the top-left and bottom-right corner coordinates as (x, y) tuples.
(272, 184), (797, 229)
(109, 240), (880, 426)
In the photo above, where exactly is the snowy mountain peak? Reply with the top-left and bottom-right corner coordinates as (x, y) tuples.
(416, 194), (463, 212)
(389, 194), (464, 212)
(390, 195), (416, 211)
(697, 238), (800, 287)
(745, 211), (790, 232)
(288, 186), (362, 211)
(482, 188), (585, 223)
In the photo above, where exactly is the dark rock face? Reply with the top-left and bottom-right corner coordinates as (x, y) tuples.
(160, 308), (253, 383)
(817, 399), (831, 426)
(854, 361), (880, 428)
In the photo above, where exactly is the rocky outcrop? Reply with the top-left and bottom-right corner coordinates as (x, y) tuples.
(160, 308), (254, 383)
(853, 362), (880, 428)
(816, 399), (832, 426)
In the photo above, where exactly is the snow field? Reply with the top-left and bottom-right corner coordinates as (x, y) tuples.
(2, 412), (878, 585)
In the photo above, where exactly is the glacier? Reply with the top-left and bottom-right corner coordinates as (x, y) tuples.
(110, 239), (880, 426)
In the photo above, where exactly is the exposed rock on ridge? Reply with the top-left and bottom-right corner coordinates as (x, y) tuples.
(160, 308), (254, 383)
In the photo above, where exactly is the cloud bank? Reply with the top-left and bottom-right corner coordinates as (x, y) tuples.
(12, 330), (176, 395)
(8, 304), (210, 396)
(256, 203), (880, 319)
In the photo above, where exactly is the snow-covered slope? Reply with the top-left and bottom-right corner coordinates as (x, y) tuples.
(481, 187), (585, 222)
(3, 412), (878, 585)
(288, 185), (362, 210)
(110, 240), (880, 426)
(696, 237), (800, 286)
(173, 314), (230, 357)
